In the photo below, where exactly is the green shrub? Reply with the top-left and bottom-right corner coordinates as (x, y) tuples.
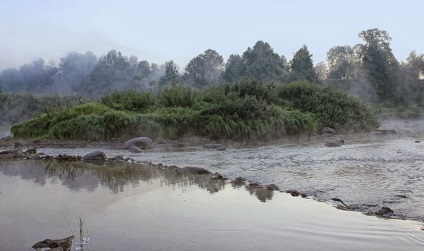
(101, 90), (155, 112)
(158, 85), (196, 107)
(276, 81), (379, 131)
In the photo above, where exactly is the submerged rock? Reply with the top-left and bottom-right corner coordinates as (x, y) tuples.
(124, 137), (153, 150)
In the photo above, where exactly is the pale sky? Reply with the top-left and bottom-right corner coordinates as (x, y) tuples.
(0, 0), (422, 71)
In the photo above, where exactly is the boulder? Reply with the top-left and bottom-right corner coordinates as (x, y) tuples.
(82, 150), (107, 162)
(320, 127), (336, 135)
(124, 137), (153, 150)
(128, 146), (143, 153)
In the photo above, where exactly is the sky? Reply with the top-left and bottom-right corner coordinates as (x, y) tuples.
(0, 0), (423, 71)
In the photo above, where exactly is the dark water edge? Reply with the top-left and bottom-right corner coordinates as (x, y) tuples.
(0, 160), (424, 251)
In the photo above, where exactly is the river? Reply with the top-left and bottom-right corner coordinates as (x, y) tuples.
(0, 160), (423, 250)
(38, 118), (424, 222)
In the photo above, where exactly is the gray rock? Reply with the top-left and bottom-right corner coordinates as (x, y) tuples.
(128, 146), (143, 153)
(82, 150), (107, 161)
(373, 129), (397, 135)
(14, 141), (23, 149)
(124, 137), (153, 150)
(320, 127), (336, 135)
(25, 148), (37, 155)
(266, 184), (280, 191)
(376, 206), (394, 216)
(181, 166), (211, 175)
(155, 138), (168, 144)
(325, 139), (345, 147)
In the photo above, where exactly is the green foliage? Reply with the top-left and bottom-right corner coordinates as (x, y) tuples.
(11, 81), (378, 140)
(157, 85), (196, 107)
(276, 81), (379, 131)
(101, 90), (155, 112)
(0, 93), (87, 124)
(290, 45), (318, 83)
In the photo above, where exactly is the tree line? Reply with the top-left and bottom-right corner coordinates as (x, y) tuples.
(1, 28), (423, 105)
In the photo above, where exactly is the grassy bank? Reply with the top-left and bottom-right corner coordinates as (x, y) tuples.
(11, 81), (379, 140)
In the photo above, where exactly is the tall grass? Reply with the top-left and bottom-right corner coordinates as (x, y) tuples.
(11, 80), (378, 140)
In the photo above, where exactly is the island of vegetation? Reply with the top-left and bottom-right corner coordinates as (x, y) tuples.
(1, 28), (422, 140)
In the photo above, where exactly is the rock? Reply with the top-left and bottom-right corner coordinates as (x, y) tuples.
(373, 129), (397, 135)
(1, 135), (11, 141)
(415, 140), (420, 143)
(286, 189), (300, 197)
(376, 206), (394, 216)
(248, 182), (261, 188)
(155, 138), (168, 144)
(110, 155), (124, 161)
(331, 198), (348, 208)
(234, 177), (246, 182)
(14, 141), (23, 149)
(32, 235), (75, 251)
(82, 150), (106, 162)
(25, 148), (37, 155)
(265, 184), (280, 191)
(0, 148), (23, 158)
(325, 140), (345, 147)
(320, 127), (336, 135)
(124, 137), (153, 150)
(212, 172), (224, 179)
(181, 166), (211, 175)
(128, 146), (143, 153)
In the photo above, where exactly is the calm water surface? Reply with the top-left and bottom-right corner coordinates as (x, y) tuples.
(0, 160), (423, 250)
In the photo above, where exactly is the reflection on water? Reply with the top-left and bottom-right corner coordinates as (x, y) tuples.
(0, 160), (424, 250)
(0, 160), (229, 196)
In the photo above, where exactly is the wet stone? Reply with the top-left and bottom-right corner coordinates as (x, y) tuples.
(265, 184), (280, 191)
(286, 189), (300, 197)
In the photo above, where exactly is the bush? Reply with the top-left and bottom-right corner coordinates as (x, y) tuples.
(157, 85), (196, 107)
(276, 81), (379, 131)
(101, 90), (155, 112)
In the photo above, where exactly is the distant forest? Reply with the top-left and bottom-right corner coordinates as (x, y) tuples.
(1, 28), (423, 105)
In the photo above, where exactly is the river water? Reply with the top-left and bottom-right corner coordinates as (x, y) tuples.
(0, 160), (423, 250)
(38, 119), (424, 222)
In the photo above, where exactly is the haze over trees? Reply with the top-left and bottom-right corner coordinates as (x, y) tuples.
(1, 28), (423, 107)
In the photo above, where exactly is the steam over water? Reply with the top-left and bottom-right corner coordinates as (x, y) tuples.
(38, 119), (424, 221)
